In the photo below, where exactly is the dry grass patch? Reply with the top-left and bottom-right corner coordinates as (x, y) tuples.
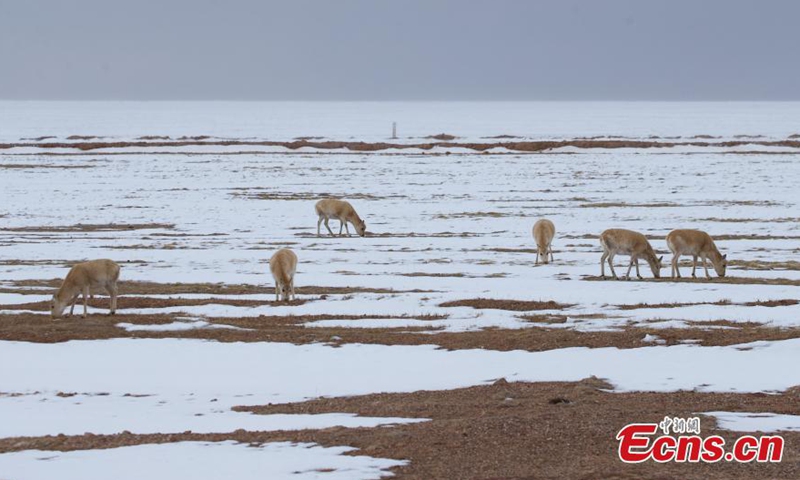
(583, 275), (800, 286)
(0, 296), (313, 312)
(431, 211), (511, 219)
(0, 223), (174, 233)
(424, 133), (458, 140)
(3, 381), (799, 480)
(618, 299), (797, 310)
(0, 163), (94, 170)
(729, 259), (800, 271)
(700, 216), (800, 223)
(3, 279), (432, 296)
(480, 247), (539, 254)
(2, 310), (799, 351)
(231, 190), (403, 201)
(579, 201), (677, 208)
(398, 272), (507, 278)
(440, 298), (571, 311)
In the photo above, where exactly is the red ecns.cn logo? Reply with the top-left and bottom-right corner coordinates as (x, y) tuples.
(617, 417), (783, 464)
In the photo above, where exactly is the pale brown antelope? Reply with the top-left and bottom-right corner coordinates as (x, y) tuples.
(51, 259), (120, 319)
(666, 229), (727, 279)
(599, 229), (663, 280)
(270, 248), (298, 302)
(315, 199), (366, 237)
(532, 219), (555, 264)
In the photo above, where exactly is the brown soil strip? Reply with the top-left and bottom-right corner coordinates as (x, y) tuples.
(583, 275), (800, 286)
(579, 202), (678, 208)
(1, 280), (431, 296)
(424, 133), (458, 140)
(729, 259), (800, 271)
(431, 211), (511, 219)
(231, 190), (405, 201)
(0, 164), (94, 170)
(3, 138), (800, 153)
(4, 310), (795, 349)
(480, 247), (540, 254)
(0, 296), (312, 312)
(396, 272), (507, 278)
(2, 380), (797, 479)
(440, 298), (572, 311)
(617, 299), (798, 310)
(0, 223), (174, 233)
(0, 259), (150, 267)
(296, 231), (491, 238)
(565, 233), (800, 241)
(0, 312), (444, 343)
(700, 217), (800, 223)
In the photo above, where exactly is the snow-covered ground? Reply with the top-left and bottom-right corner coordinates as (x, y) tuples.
(0, 441), (406, 480)
(705, 412), (800, 433)
(1, 101), (798, 478)
(1, 337), (799, 438)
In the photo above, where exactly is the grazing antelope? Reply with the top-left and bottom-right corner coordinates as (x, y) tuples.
(270, 248), (298, 302)
(666, 229), (727, 279)
(599, 229), (663, 280)
(315, 199), (366, 237)
(532, 219), (555, 264)
(51, 259), (120, 319)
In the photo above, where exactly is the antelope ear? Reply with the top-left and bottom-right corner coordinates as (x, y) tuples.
(723, 254), (727, 259)
(658, 256), (663, 262)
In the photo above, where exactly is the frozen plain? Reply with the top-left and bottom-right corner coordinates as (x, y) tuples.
(0, 101), (799, 478)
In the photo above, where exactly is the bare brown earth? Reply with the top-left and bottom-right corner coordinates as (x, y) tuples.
(0, 223), (174, 233)
(439, 298), (572, 311)
(564, 232), (800, 242)
(0, 279), (431, 296)
(231, 190), (406, 201)
(2, 380), (797, 479)
(1, 302), (798, 349)
(2, 138), (800, 152)
(583, 275), (800, 287)
(0, 163), (94, 169)
(616, 299), (799, 310)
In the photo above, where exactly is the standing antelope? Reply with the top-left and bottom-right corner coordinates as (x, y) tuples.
(532, 219), (555, 264)
(666, 229), (727, 279)
(599, 229), (663, 280)
(315, 199), (367, 237)
(270, 248), (298, 302)
(51, 259), (120, 319)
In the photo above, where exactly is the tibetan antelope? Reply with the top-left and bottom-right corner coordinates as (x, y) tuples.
(532, 219), (555, 264)
(270, 248), (298, 302)
(315, 199), (366, 237)
(666, 229), (727, 279)
(51, 259), (120, 319)
(599, 229), (663, 280)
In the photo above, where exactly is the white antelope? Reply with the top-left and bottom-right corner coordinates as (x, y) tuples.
(270, 248), (298, 302)
(51, 259), (120, 319)
(666, 229), (727, 278)
(315, 199), (366, 237)
(599, 229), (663, 280)
(532, 219), (555, 264)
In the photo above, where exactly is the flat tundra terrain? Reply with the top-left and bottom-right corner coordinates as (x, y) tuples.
(0, 102), (799, 479)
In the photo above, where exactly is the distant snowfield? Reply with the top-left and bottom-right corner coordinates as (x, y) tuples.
(3, 101), (800, 142)
(0, 441), (406, 480)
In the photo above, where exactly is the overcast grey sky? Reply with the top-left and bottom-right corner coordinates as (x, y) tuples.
(0, 0), (798, 100)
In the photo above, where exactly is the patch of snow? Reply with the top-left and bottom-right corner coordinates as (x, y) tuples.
(704, 412), (800, 433)
(0, 441), (406, 480)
